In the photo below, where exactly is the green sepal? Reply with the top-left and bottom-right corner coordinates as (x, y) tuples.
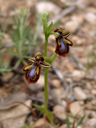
(64, 38), (72, 45)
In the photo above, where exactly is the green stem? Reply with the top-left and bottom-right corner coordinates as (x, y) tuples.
(44, 68), (49, 111)
(44, 34), (49, 112)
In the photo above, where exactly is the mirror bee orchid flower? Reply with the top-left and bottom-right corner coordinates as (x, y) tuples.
(54, 27), (73, 57)
(23, 52), (50, 83)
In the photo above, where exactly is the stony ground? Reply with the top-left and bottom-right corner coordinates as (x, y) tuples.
(0, 0), (96, 128)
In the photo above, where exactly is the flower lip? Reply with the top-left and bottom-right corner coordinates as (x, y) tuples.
(28, 65), (36, 79)
(25, 64), (41, 84)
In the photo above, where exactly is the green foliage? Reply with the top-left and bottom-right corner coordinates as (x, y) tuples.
(66, 115), (70, 128)
(0, 58), (11, 75)
(42, 12), (54, 39)
(0, 31), (4, 41)
(54, 124), (60, 128)
(77, 114), (86, 127)
(9, 9), (33, 68)
(66, 113), (86, 128)
(20, 125), (30, 128)
(33, 104), (54, 123)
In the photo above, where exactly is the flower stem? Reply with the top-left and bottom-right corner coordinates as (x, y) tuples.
(44, 68), (49, 111)
(44, 34), (49, 111)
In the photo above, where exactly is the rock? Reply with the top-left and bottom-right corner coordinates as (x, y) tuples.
(37, 75), (44, 88)
(84, 126), (94, 128)
(74, 87), (87, 100)
(60, 124), (67, 128)
(53, 105), (66, 120)
(72, 70), (85, 76)
(52, 79), (61, 88)
(65, 20), (79, 33)
(85, 12), (96, 24)
(86, 110), (96, 118)
(36, 1), (61, 15)
(72, 36), (85, 45)
(50, 87), (65, 104)
(70, 101), (83, 116)
(86, 118), (96, 127)
(91, 89), (96, 95)
(35, 118), (51, 128)
(65, 16), (82, 33)
(3, 72), (14, 81)
(0, 100), (31, 128)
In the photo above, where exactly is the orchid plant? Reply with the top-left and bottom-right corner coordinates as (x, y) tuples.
(23, 12), (73, 124)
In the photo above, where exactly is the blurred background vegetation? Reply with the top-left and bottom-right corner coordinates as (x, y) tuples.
(0, 0), (96, 128)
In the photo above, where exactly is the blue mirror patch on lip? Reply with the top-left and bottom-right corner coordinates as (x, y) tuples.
(60, 39), (66, 52)
(28, 66), (36, 79)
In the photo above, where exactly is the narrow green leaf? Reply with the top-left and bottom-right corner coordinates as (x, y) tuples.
(22, 10), (29, 25)
(48, 22), (53, 32)
(42, 12), (49, 36)
(33, 104), (45, 113)
(42, 16), (47, 35)
(20, 125), (30, 128)
(46, 111), (54, 124)
(8, 51), (18, 57)
(54, 124), (59, 128)
(66, 115), (70, 128)
(77, 114), (86, 127)
(23, 26), (30, 38)
(13, 16), (17, 25)
(10, 34), (18, 48)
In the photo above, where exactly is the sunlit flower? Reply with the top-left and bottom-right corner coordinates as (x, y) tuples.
(54, 27), (73, 57)
(23, 52), (50, 83)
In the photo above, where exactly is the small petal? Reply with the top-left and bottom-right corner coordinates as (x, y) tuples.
(64, 38), (73, 46)
(40, 61), (51, 68)
(29, 58), (35, 63)
(23, 63), (33, 71)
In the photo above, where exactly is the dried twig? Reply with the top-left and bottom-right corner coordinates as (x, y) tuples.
(69, 53), (85, 70)
(64, 74), (96, 81)
(8, 101), (37, 117)
(50, 6), (76, 24)
(61, 82), (91, 101)
(0, 111), (30, 121)
(52, 64), (68, 89)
